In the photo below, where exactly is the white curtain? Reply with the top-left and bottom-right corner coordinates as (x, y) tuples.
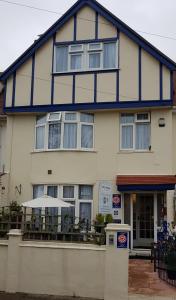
(79, 203), (91, 228)
(136, 124), (150, 150)
(104, 43), (116, 68)
(48, 123), (61, 149)
(47, 186), (58, 223)
(81, 125), (93, 148)
(80, 113), (94, 123)
(56, 46), (68, 72)
(63, 123), (77, 149)
(71, 54), (81, 70)
(33, 185), (44, 226)
(36, 126), (45, 149)
(79, 185), (93, 200)
(89, 53), (100, 69)
(121, 125), (133, 149)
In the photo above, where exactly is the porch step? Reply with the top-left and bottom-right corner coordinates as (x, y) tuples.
(130, 248), (151, 259)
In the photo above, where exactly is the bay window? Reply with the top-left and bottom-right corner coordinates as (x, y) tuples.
(120, 113), (151, 151)
(55, 41), (118, 73)
(35, 112), (94, 151)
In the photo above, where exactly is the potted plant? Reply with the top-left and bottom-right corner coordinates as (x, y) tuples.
(94, 214), (105, 234)
(105, 214), (113, 225)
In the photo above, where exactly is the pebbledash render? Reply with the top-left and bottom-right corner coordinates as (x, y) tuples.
(0, 0), (176, 249)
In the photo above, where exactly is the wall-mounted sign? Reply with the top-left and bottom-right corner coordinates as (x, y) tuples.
(112, 194), (121, 209)
(99, 181), (112, 214)
(117, 232), (128, 249)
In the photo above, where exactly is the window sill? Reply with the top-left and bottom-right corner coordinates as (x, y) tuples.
(31, 149), (97, 154)
(118, 150), (154, 154)
(52, 68), (120, 76)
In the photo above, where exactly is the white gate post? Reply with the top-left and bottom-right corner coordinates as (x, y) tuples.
(104, 223), (130, 300)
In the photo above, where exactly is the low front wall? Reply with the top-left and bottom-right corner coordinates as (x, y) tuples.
(18, 242), (105, 299)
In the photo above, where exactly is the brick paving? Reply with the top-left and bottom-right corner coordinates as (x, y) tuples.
(129, 259), (176, 298)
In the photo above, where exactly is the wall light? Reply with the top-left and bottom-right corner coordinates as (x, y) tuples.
(158, 118), (165, 127)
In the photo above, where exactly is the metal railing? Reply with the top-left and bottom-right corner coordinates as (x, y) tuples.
(153, 239), (176, 287)
(0, 207), (106, 245)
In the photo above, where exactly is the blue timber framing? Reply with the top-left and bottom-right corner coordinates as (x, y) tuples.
(0, 0), (176, 83)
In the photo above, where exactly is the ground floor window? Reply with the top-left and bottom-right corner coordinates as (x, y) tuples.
(33, 184), (93, 224)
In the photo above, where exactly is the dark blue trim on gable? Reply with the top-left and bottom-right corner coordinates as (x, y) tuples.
(116, 71), (119, 102)
(139, 47), (142, 101)
(160, 63), (163, 101)
(74, 14), (77, 41)
(118, 184), (175, 192)
(51, 34), (56, 105)
(170, 71), (173, 101)
(30, 54), (35, 106)
(55, 37), (118, 46)
(12, 72), (16, 107)
(53, 68), (118, 77)
(94, 73), (97, 103)
(95, 12), (98, 39)
(4, 100), (173, 114)
(0, 0), (176, 82)
(72, 75), (76, 103)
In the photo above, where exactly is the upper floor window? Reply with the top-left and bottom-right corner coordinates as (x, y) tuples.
(35, 112), (94, 151)
(55, 42), (118, 73)
(120, 113), (151, 151)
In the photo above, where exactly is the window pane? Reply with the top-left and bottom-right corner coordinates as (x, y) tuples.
(63, 123), (77, 149)
(47, 186), (58, 198)
(121, 125), (133, 149)
(136, 113), (149, 121)
(121, 114), (134, 124)
(63, 186), (74, 198)
(33, 185), (44, 198)
(80, 113), (94, 123)
(65, 113), (77, 121)
(70, 44), (83, 52)
(56, 46), (68, 72)
(71, 54), (82, 70)
(36, 115), (46, 125)
(48, 112), (61, 121)
(79, 185), (93, 200)
(136, 124), (150, 150)
(89, 43), (101, 50)
(81, 125), (93, 148)
(79, 203), (91, 224)
(104, 43), (116, 68)
(36, 126), (45, 149)
(89, 53), (100, 69)
(48, 123), (61, 149)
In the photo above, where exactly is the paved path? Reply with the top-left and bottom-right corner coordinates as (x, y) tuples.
(129, 259), (176, 299)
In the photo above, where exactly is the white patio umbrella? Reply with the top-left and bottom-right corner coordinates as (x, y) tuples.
(22, 195), (74, 208)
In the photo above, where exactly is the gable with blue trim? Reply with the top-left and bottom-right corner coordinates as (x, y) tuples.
(1, 0), (176, 113)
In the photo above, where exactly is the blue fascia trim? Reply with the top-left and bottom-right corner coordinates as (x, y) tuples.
(53, 68), (119, 77)
(51, 34), (56, 105)
(72, 75), (76, 103)
(160, 63), (163, 101)
(139, 47), (142, 101)
(74, 14), (77, 41)
(94, 73), (97, 103)
(1, 0), (176, 81)
(30, 54), (35, 106)
(95, 12), (98, 39)
(55, 37), (118, 46)
(4, 100), (173, 114)
(12, 72), (16, 107)
(118, 184), (175, 192)
(170, 71), (173, 101)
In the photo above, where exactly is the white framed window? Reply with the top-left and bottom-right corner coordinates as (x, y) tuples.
(55, 41), (118, 73)
(35, 112), (94, 151)
(120, 113), (151, 151)
(33, 184), (93, 224)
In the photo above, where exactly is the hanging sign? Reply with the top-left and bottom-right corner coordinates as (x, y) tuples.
(99, 181), (112, 214)
(117, 232), (128, 249)
(112, 194), (121, 209)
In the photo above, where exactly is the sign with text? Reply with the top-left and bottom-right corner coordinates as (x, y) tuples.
(112, 194), (121, 209)
(117, 232), (128, 249)
(99, 181), (112, 214)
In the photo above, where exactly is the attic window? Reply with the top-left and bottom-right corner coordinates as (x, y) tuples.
(54, 41), (118, 73)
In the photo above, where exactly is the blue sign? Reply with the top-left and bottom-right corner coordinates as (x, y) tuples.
(112, 194), (121, 209)
(117, 232), (128, 249)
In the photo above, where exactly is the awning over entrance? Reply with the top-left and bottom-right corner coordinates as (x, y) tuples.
(116, 175), (176, 191)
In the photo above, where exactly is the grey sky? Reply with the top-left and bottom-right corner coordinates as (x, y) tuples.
(0, 0), (176, 72)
